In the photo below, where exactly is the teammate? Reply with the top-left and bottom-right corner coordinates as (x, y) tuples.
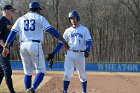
(2, 1), (69, 93)
(0, 4), (16, 93)
(47, 10), (92, 93)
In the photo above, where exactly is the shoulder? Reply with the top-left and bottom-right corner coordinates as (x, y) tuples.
(15, 17), (22, 23)
(0, 16), (3, 23)
(63, 27), (72, 35)
(79, 24), (88, 29)
(66, 26), (73, 30)
(0, 16), (6, 22)
(31, 12), (46, 19)
(34, 14), (47, 22)
(0, 16), (7, 26)
(65, 26), (72, 32)
(79, 24), (89, 31)
(40, 15), (46, 20)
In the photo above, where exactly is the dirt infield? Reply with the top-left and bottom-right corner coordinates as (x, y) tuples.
(0, 71), (140, 93)
(37, 72), (140, 93)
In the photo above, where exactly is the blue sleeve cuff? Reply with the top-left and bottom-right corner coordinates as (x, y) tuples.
(6, 31), (17, 44)
(86, 40), (92, 50)
(51, 41), (64, 54)
(45, 27), (60, 38)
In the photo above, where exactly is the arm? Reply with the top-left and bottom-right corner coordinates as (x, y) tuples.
(0, 40), (5, 47)
(84, 40), (92, 58)
(47, 41), (64, 62)
(45, 27), (69, 49)
(3, 31), (17, 48)
(51, 41), (64, 55)
(47, 41), (64, 70)
(3, 19), (20, 48)
(45, 26), (60, 38)
(2, 31), (17, 57)
(0, 20), (6, 47)
(86, 40), (92, 50)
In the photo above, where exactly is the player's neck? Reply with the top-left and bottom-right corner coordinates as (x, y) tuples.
(72, 24), (79, 28)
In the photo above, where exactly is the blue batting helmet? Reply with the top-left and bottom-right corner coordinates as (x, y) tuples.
(29, 1), (42, 10)
(68, 10), (80, 21)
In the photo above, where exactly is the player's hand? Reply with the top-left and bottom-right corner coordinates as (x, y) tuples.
(48, 59), (54, 71)
(84, 50), (90, 58)
(2, 48), (10, 57)
(47, 54), (54, 71)
(47, 53), (55, 62)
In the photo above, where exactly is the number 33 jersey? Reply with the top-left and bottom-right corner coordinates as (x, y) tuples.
(11, 12), (51, 42)
(63, 25), (92, 50)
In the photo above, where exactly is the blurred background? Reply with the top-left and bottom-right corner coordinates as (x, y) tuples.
(1, 0), (140, 63)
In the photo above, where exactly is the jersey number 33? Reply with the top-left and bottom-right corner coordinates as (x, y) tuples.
(24, 19), (35, 31)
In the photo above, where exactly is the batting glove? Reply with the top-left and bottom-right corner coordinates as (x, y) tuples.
(47, 53), (54, 61)
(84, 50), (90, 58)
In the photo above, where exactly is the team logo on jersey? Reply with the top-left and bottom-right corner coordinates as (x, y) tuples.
(70, 33), (83, 38)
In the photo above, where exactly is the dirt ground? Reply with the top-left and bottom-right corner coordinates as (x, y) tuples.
(1, 71), (140, 93)
(36, 72), (140, 93)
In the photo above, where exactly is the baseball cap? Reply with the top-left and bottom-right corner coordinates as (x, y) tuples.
(2, 4), (15, 11)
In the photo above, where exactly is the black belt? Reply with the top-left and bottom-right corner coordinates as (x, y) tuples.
(71, 50), (85, 52)
(21, 40), (40, 43)
(32, 40), (40, 43)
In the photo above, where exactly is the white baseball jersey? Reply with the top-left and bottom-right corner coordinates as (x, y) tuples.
(63, 24), (92, 82)
(11, 12), (51, 42)
(10, 12), (52, 75)
(63, 24), (92, 50)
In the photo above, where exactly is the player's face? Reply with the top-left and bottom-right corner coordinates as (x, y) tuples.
(69, 17), (78, 25)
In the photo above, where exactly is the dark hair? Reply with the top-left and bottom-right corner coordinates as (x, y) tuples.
(29, 8), (40, 12)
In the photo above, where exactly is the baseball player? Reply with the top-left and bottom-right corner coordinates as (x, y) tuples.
(2, 1), (69, 93)
(47, 10), (92, 93)
(0, 4), (16, 93)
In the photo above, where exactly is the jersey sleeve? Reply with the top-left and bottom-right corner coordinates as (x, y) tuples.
(85, 27), (92, 41)
(85, 27), (92, 50)
(41, 17), (51, 31)
(11, 18), (20, 33)
(63, 29), (68, 42)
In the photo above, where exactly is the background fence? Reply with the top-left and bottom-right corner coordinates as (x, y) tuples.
(10, 60), (140, 72)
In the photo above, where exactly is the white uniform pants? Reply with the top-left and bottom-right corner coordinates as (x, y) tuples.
(20, 41), (46, 75)
(64, 50), (87, 82)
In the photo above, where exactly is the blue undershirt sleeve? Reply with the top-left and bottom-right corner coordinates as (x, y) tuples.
(51, 41), (64, 55)
(86, 40), (92, 50)
(6, 31), (17, 44)
(45, 27), (60, 38)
